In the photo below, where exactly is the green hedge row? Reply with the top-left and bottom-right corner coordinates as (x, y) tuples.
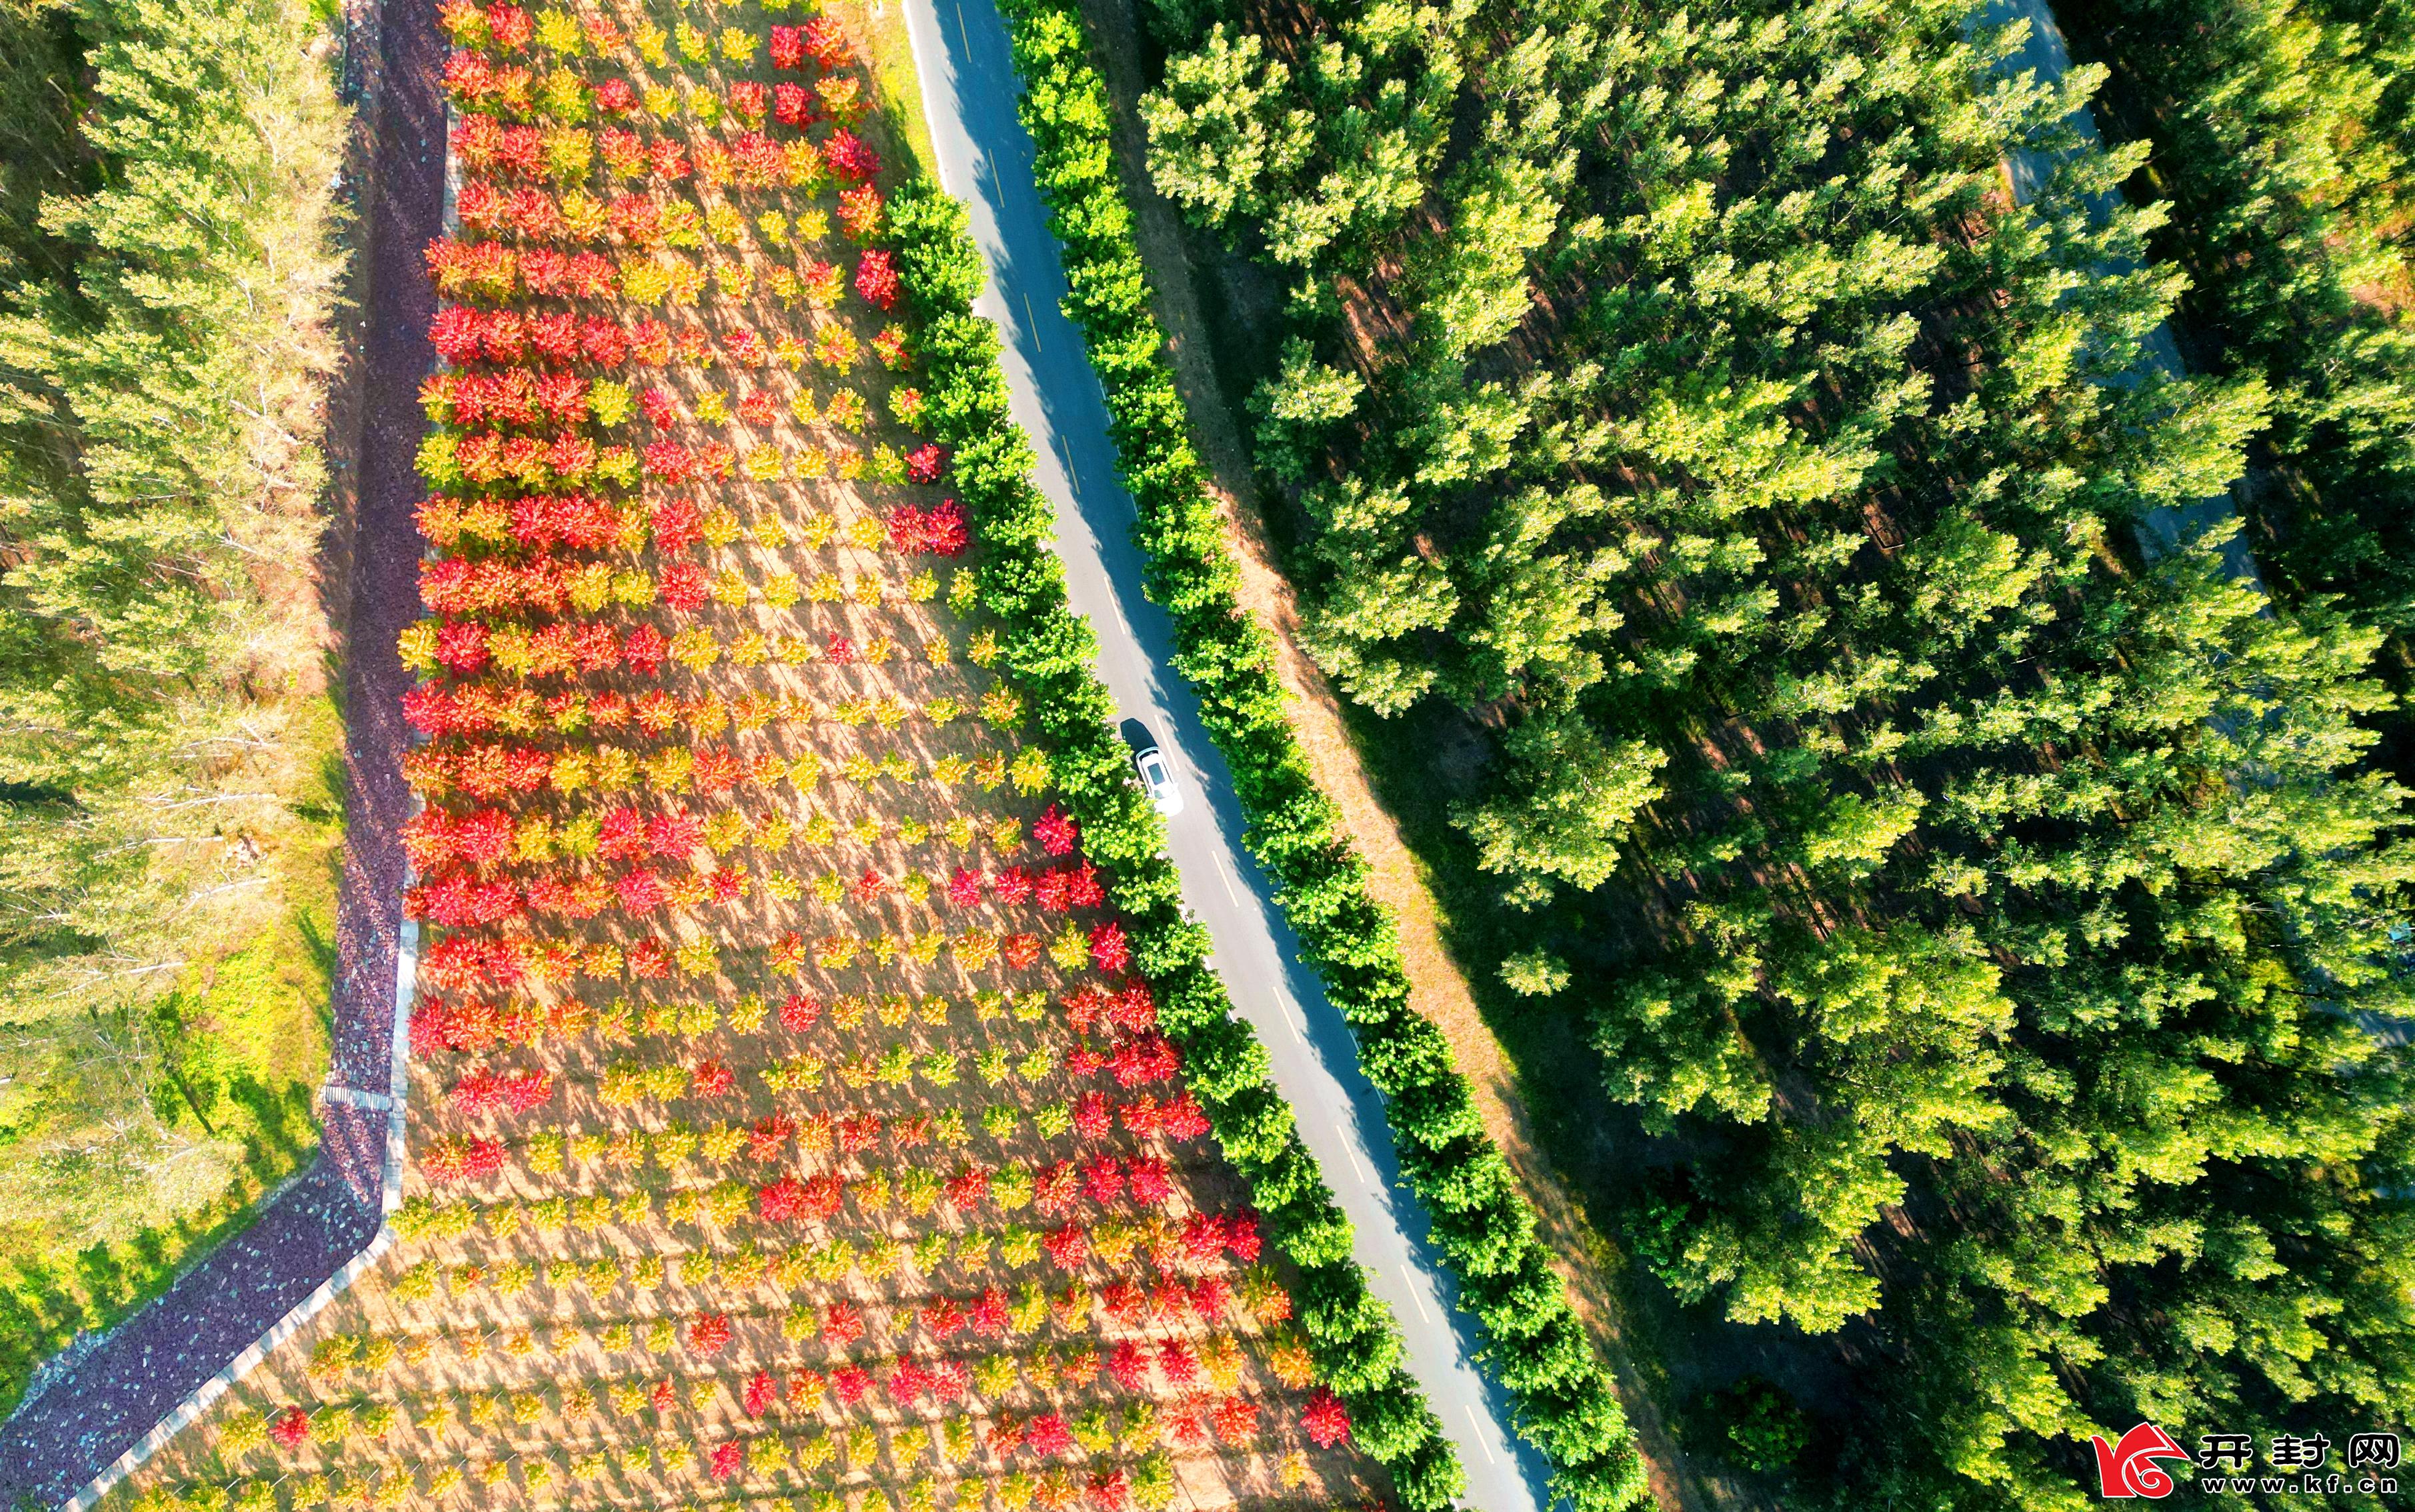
(885, 180), (1469, 1511)
(978, 4), (1649, 1508)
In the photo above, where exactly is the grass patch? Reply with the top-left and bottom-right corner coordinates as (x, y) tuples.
(0, 697), (344, 1417)
(821, 0), (934, 179)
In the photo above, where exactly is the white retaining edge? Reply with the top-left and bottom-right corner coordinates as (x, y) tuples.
(57, 902), (422, 1512)
(385, 918), (419, 1215)
(58, 913), (421, 1512)
(56, 1227), (398, 1512)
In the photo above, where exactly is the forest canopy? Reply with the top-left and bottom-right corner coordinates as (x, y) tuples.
(2057, 0), (2415, 757)
(1131, 0), (2415, 1503)
(0, 0), (348, 1407)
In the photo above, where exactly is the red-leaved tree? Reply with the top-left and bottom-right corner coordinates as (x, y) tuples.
(687, 1311), (732, 1353)
(1304, 1386), (1352, 1447)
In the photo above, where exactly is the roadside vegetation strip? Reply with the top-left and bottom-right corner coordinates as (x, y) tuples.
(889, 177), (1470, 1512)
(950, 3), (1650, 1507)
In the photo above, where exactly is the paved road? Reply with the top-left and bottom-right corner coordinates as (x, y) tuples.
(1982, 0), (2264, 587)
(893, 0), (1555, 1505)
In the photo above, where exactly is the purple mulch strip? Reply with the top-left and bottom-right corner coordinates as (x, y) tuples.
(0, 1141), (384, 1507)
(0, 0), (439, 1499)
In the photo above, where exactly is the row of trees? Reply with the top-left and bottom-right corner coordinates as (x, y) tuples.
(0, 0), (348, 1406)
(2061, 0), (2415, 749)
(993, 0), (1648, 1505)
(1135, 0), (2415, 1503)
(884, 178), (1471, 1511)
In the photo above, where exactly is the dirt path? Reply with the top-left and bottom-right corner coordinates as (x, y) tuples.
(0, 0), (439, 1501)
(1055, 3), (1730, 1506)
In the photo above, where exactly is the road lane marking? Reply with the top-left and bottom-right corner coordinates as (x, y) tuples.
(1336, 1127), (1371, 1183)
(1465, 1405), (1498, 1463)
(1209, 849), (1243, 906)
(1400, 1267), (1434, 1325)
(904, 14), (1544, 1503)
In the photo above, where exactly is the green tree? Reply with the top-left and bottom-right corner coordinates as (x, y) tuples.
(1498, 949), (1570, 996)
(0, 0), (347, 1394)
(1137, 25), (1313, 234)
(1153, 0), (2415, 1497)
(1452, 713), (1665, 903)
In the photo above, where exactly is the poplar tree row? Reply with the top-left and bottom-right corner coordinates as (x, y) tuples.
(0, 0), (348, 1332)
(2062, 0), (2415, 747)
(1135, 0), (2415, 1502)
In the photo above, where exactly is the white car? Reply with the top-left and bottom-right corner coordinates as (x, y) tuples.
(1133, 742), (1183, 816)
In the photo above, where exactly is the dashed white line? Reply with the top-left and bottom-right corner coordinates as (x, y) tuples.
(1400, 1266), (1435, 1325)
(1208, 849), (1244, 907)
(1248, 978), (1303, 1046)
(1335, 1126), (1372, 1183)
(1465, 1405), (1498, 1463)
(1021, 288), (1043, 351)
